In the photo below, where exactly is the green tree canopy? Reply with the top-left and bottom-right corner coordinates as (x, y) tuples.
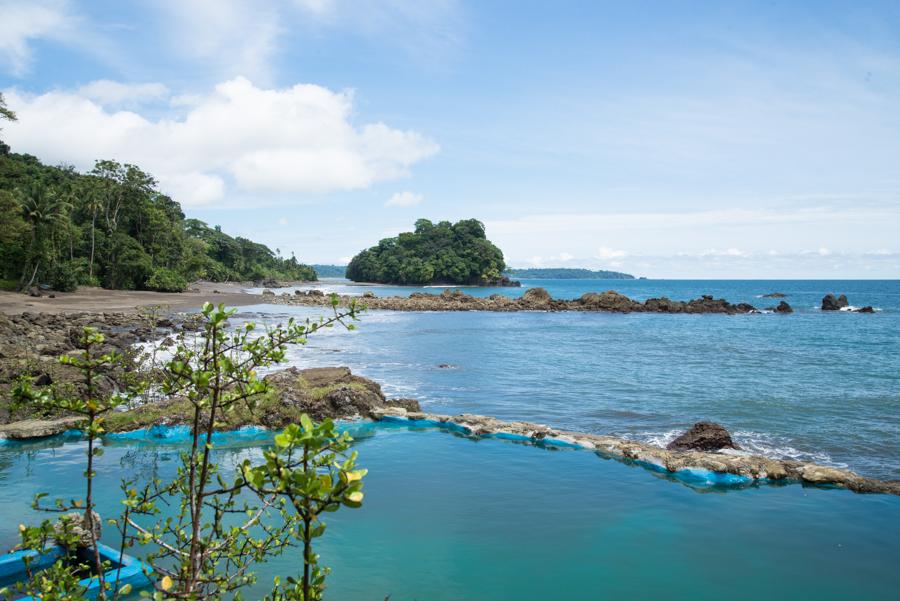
(346, 218), (506, 285)
(0, 146), (316, 290)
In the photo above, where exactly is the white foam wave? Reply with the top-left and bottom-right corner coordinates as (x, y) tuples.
(627, 429), (847, 468)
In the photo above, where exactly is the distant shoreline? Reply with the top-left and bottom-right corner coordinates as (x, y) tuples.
(0, 281), (263, 315)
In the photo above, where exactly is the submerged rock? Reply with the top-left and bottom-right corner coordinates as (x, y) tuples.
(821, 294), (849, 311)
(762, 292), (787, 298)
(666, 422), (741, 452)
(857, 306), (875, 313)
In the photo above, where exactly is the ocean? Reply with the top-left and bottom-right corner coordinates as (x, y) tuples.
(241, 278), (900, 479)
(1, 278), (898, 600)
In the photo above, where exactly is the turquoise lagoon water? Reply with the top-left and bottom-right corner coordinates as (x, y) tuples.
(239, 279), (900, 479)
(1, 424), (899, 600)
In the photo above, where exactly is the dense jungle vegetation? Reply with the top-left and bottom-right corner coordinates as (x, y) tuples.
(0, 94), (315, 293)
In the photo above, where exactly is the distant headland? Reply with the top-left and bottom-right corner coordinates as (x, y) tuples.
(505, 267), (634, 280)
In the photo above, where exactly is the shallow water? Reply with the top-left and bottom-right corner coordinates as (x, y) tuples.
(0, 426), (898, 600)
(233, 279), (900, 479)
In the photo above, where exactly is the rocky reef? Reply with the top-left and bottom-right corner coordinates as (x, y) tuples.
(100, 366), (419, 433)
(0, 311), (199, 423)
(369, 407), (900, 496)
(274, 288), (760, 314)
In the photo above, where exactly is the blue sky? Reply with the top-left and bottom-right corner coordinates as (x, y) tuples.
(2, 0), (899, 278)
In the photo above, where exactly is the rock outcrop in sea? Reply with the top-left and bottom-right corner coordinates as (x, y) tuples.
(821, 294), (850, 311)
(275, 288), (760, 314)
(666, 422), (741, 452)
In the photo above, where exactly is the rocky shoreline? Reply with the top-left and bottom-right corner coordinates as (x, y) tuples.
(3, 382), (897, 496)
(268, 287), (768, 314)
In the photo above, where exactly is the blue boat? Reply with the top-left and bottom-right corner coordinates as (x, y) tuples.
(0, 542), (151, 599)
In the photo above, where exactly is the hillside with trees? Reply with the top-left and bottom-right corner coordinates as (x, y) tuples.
(0, 106), (315, 293)
(346, 218), (510, 285)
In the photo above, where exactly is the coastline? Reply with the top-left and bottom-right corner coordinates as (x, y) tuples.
(0, 281), (265, 315)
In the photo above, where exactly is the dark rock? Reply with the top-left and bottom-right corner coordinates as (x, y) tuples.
(821, 294), (849, 311)
(857, 306), (875, 313)
(580, 290), (636, 312)
(362, 291), (376, 299)
(261, 289), (275, 297)
(263, 366), (392, 421)
(773, 301), (793, 314)
(522, 287), (552, 304)
(666, 421), (741, 452)
(437, 363), (455, 369)
(762, 292), (787, 298)
(28, 286), (42, 297)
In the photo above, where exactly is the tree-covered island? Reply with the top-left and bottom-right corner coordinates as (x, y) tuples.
(346, 218), (517, 286)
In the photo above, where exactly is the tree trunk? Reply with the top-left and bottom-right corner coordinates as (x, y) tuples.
(89, 212), (96, 278)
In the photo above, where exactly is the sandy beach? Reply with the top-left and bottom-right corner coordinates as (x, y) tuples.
(0, 281), (264, 315)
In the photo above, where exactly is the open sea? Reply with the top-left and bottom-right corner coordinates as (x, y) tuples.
(244, 278), (900, 480)
(1, 278), (898, 600)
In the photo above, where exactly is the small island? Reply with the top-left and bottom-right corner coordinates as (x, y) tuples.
(346, 218), (517, 286)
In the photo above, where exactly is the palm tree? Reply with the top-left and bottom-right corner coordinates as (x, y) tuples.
(83, 186), (103, 279)
(19, 184), (71, 289)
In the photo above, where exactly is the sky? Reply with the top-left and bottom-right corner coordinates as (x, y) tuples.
(1, 0), (899, 278)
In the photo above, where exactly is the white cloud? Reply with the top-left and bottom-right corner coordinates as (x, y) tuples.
(3, 77), (438, 206)
(76, 80), (169, 107)
(594, 246), (627, 260)
(385, 191), (424, 207)
(0, 0), (70, 76)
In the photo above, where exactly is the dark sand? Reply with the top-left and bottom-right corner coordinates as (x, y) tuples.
(0, 282), (264, 315)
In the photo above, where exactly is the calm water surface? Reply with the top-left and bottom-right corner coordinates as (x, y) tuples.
(0, 426), (898, 601)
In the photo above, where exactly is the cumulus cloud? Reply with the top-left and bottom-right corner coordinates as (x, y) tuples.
(3, 77), (439, 206)
(385, 191), (423, 207)
(0, 0), (70, 76)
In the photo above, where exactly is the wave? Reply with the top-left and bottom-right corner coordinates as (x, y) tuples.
(627, 429), (847, 468)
